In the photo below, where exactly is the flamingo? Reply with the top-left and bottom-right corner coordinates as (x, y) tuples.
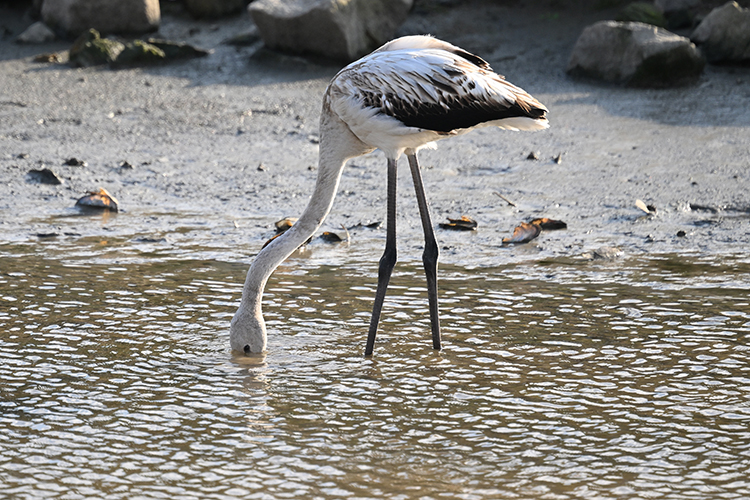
(231, 35), (548, 355)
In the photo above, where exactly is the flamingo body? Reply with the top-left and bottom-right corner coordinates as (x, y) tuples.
(328, 35), (547, 159)
(231, 35), (548, 355)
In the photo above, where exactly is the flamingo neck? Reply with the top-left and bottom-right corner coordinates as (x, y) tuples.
(230, 104), (372, 354)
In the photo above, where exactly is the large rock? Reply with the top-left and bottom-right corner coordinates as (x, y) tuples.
(691, 1), (750, 64)
(249, 0), (413, 61)
(567, 21), (705, 87)
(42, 0), (160, 38)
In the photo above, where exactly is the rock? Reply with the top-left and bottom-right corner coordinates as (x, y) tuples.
(502, 222), (541, 245)
(655, 0), (700, 29)
(15, 22), (56, 44)
(67, 31), (208, 68)
(439, 216), (478, 231)
(616, 2), (666, 27)
(320, 231), (345, 243)
(68, 29), (125, 67)
(691, 1), (750, 64)
(42, 0), (160, 38)
(75, 187), (119, 212)
(28, 168), (64, 185)
(112, 40), (166, 67)
(63, 157), (87, 166)
(185, 0), (245, 18)
(567, 21), (705, 87)
(249, 0), (414, 61)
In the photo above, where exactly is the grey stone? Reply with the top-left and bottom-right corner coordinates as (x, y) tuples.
(16, 21), (56, 44)
(567, 21), (704, 87)
(691, 1), (750, 63)
(249, 0), (413, 61)
(42, 0), (160, 38)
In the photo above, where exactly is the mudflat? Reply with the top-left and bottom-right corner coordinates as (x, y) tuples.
(1, 1), (748, 267)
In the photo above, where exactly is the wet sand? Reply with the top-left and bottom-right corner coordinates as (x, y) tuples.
(1, 1), (748, 267)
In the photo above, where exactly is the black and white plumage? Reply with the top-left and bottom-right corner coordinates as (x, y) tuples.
(231, 35), (548, 355)
(328, 35), (548, 156)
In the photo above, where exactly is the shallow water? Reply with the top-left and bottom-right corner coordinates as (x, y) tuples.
(1, 248), (750, 500)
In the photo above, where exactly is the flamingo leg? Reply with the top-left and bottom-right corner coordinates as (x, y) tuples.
(365, 157), (398, 356)
(407, 153), (441, 351)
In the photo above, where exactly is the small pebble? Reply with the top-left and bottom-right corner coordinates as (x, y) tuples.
(63, 157), (87, 167)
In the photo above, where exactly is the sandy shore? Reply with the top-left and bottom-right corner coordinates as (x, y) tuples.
(1, 1), (748, 268)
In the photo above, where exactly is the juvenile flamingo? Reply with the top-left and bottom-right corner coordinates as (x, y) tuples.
(231, 35), (548, 355)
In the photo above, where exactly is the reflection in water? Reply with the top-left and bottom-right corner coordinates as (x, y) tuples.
(1, 253), (749, 499)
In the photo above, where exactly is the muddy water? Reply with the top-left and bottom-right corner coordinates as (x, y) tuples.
(1, 247), (750, 499)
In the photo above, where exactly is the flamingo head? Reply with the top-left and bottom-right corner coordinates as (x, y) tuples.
(230, 307), (267, 354)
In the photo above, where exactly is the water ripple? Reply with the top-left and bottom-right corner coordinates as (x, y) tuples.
(1, 254), (749, 499)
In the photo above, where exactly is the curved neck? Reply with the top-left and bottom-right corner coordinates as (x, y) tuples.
(236, 103), (373, 340)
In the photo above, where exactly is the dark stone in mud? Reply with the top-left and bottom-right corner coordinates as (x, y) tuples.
(133, 236), (167, 243)
(69, 29), (124, 67)
(320, 231), (344, 243)
(63, 157), (87, 166)
(28, 167), (64, 185)
(439, 216), (478, 231)
(68, 30), (208, 68)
